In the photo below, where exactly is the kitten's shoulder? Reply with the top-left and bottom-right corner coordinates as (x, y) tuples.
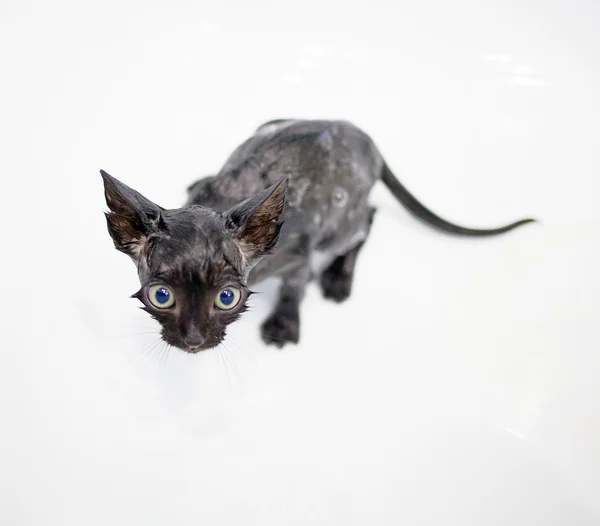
(185, 174), (219, 207)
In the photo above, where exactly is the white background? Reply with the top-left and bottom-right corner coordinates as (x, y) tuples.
(1, 1), (599, 524)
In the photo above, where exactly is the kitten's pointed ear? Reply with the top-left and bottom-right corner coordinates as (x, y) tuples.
(100, 170), (166, 259)
(225, 178), (288, 261)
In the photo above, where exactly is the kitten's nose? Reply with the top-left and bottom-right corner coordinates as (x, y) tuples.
(183, 332), (205, 350)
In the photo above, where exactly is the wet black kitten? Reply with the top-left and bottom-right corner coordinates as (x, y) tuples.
(101, 119), (534, 353)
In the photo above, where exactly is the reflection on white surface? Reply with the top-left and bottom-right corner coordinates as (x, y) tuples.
(0, 0), (599, 524)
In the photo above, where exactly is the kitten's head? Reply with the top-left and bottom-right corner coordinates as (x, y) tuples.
(100, 170), (287, 353)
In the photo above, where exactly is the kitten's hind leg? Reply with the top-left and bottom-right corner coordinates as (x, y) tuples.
(320, 207), (376, 303)
(261, 265), (310, 348)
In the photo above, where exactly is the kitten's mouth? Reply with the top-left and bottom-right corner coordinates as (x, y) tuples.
(181, 341), (220, 354)
(161, 333), (224, 354)
(183, 347), (206, 354)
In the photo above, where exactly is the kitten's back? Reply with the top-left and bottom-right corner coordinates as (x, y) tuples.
(188, 119), (381, 211)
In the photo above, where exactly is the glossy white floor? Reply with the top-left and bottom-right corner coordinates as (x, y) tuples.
(1, 1), (599, 524)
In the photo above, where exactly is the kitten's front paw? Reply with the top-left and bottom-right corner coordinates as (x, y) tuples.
(320, 268), (353, 303)
(261, 311), (300, 348)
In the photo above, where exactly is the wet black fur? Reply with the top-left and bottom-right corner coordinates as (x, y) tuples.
(101, 119), (534, 352)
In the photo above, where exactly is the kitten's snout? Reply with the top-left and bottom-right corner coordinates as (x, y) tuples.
(183, 331), (205, 350)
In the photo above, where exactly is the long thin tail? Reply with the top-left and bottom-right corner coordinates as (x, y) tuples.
(380, 163), (535, 236)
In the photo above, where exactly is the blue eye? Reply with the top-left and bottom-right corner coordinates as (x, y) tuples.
(148, 284), (175, 309)
(214, 287), (241, 310)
